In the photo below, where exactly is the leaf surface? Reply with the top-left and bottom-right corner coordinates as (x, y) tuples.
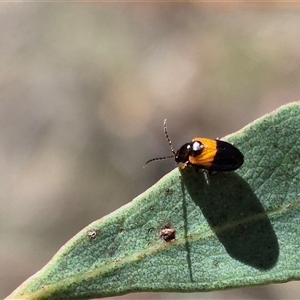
(7, 102), (300, 300)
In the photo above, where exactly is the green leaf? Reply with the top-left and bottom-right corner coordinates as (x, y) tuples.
(7, 102), (300, 300)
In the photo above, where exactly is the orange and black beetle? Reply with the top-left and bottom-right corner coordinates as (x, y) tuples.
(145, 120), (244, 172)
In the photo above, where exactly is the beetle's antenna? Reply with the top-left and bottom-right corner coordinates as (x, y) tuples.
(163, 119), (176, 155)
(144, 155), (174, 168)
(143, 119), (176, 168)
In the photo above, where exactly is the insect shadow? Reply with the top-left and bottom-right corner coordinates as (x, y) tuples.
(180, 168), (279, 271)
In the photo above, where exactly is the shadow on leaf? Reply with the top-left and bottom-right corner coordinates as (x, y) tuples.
(180, 167), (279, 271)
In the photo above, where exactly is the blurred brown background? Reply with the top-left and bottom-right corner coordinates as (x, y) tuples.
(1, 3), (300, 299)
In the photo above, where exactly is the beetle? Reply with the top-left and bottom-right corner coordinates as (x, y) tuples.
(144, 119), (244, 172)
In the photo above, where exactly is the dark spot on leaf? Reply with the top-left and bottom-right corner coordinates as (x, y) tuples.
(160, 224), (176, 242)
(87, 229), (99, 240)
(165, 188), (173, 194)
